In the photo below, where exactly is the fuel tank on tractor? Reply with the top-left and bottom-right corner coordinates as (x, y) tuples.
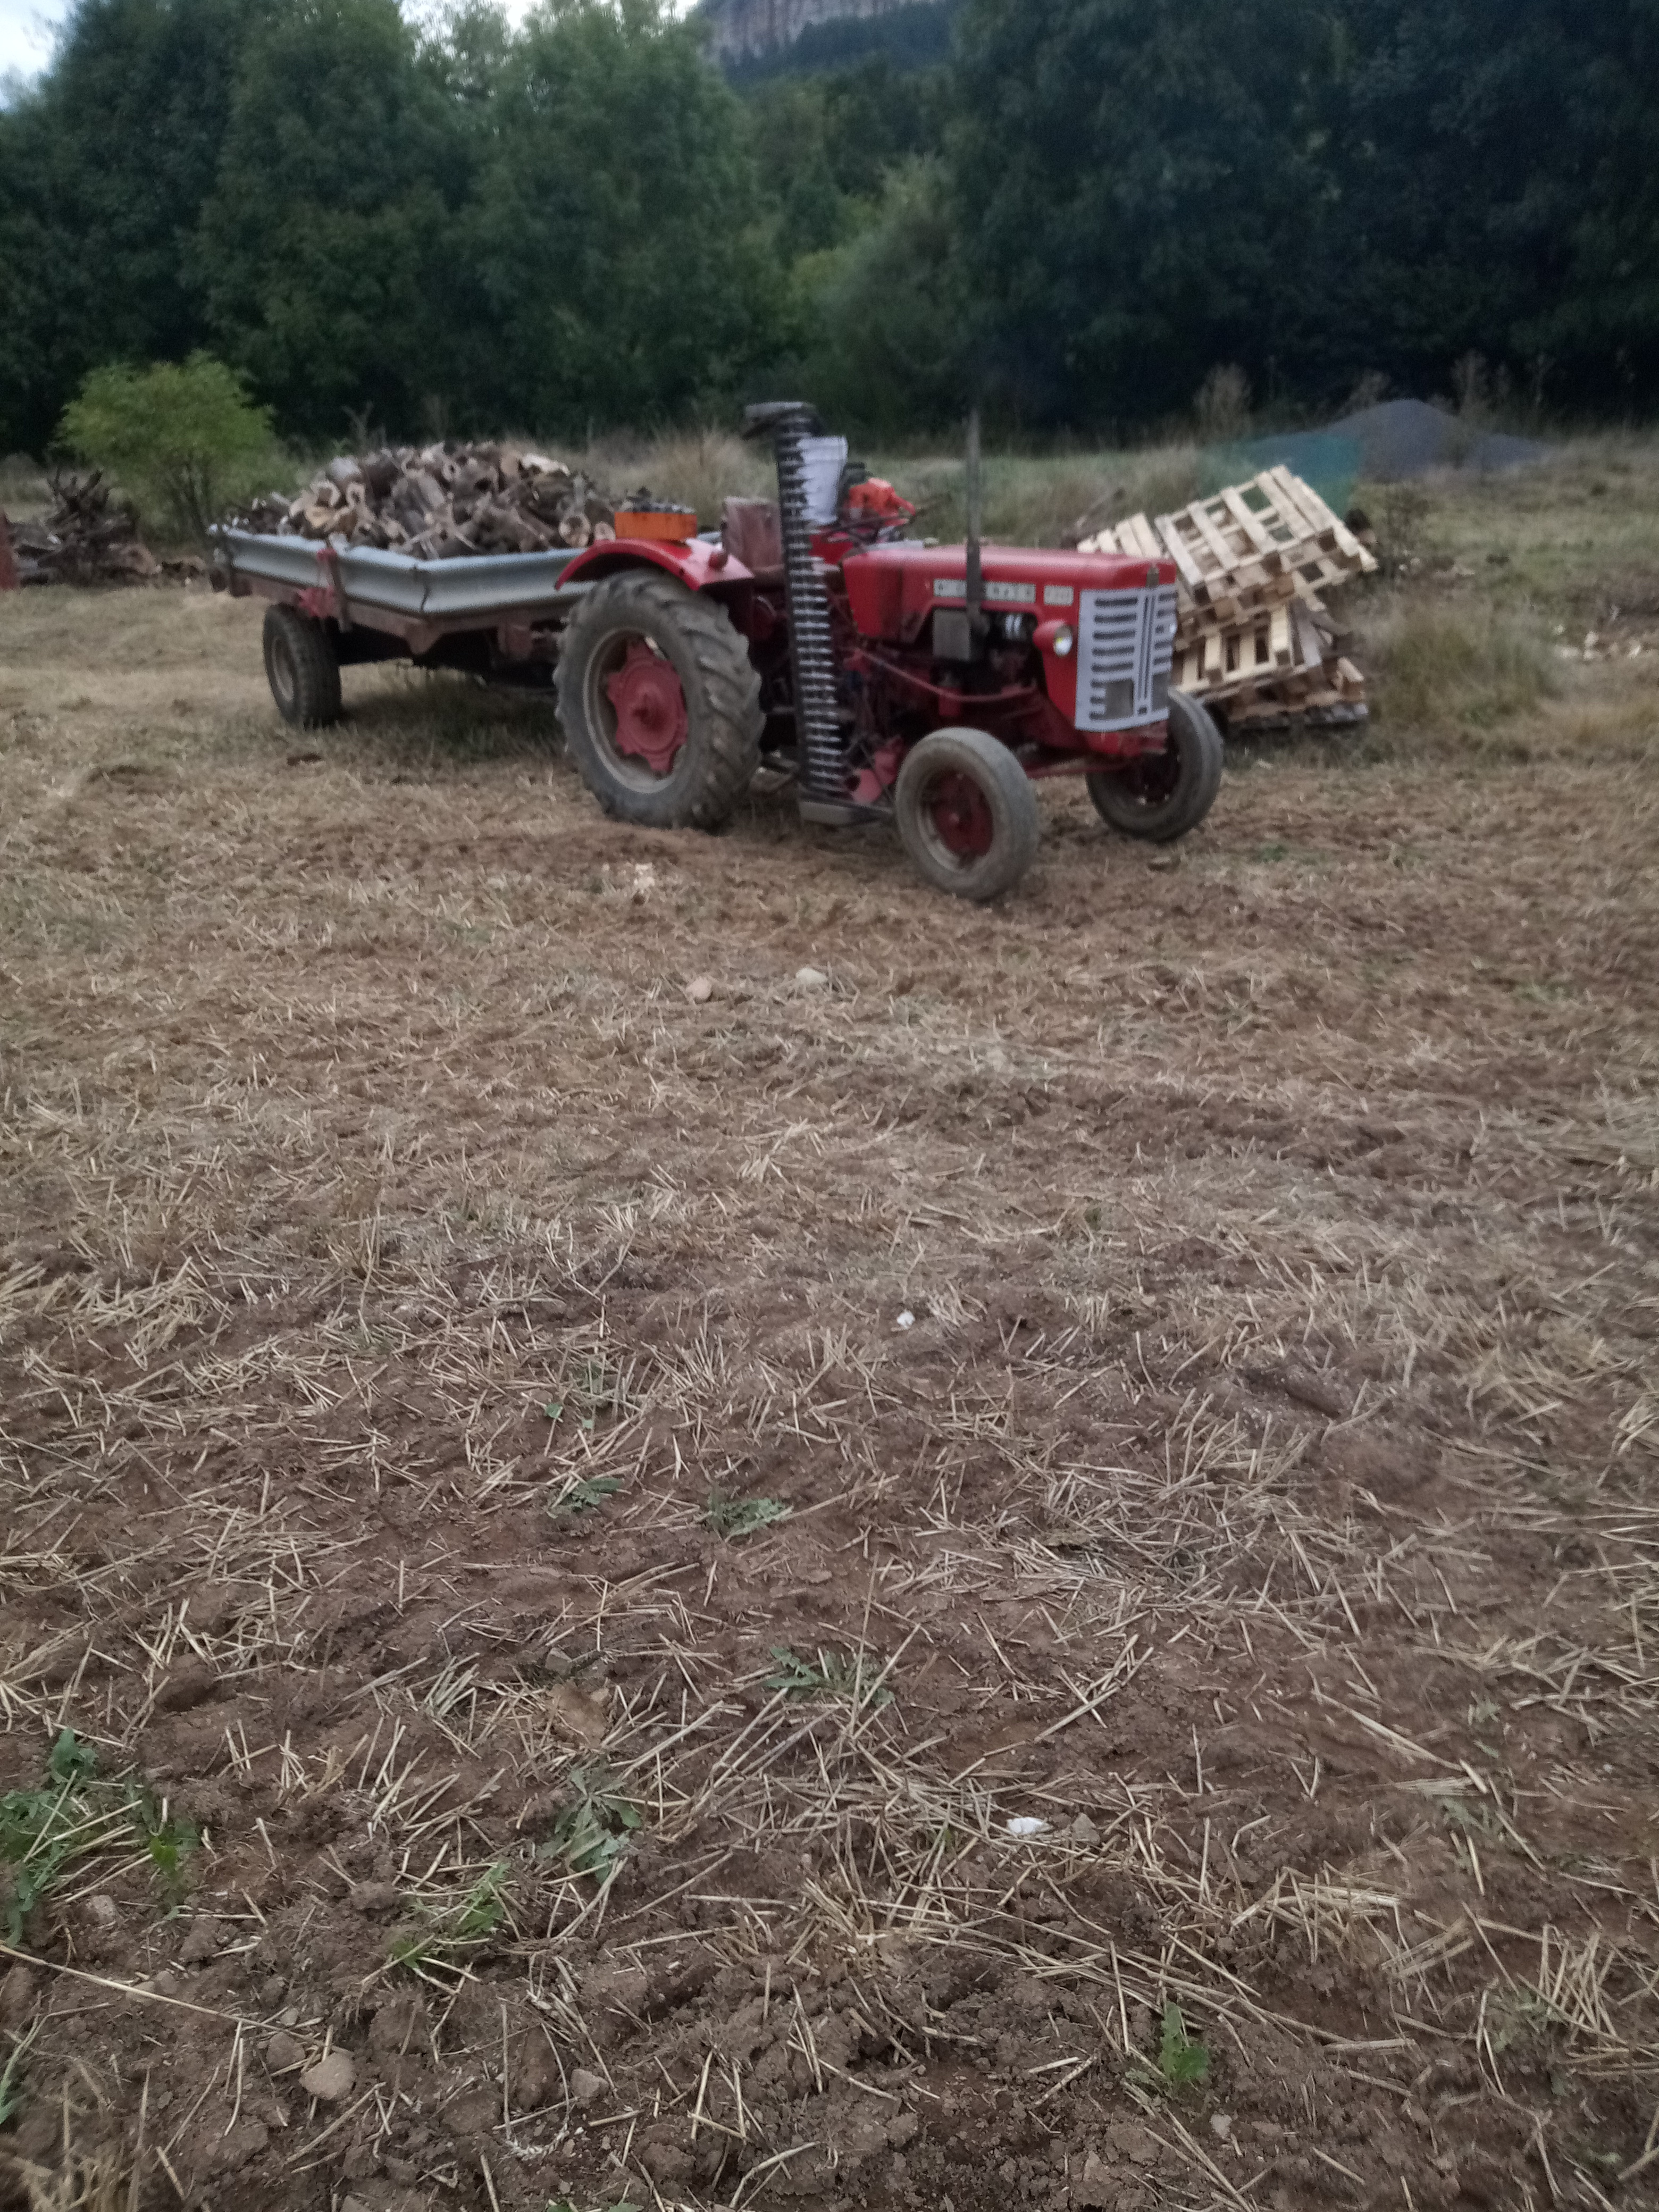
(840, 540), (1178, 730)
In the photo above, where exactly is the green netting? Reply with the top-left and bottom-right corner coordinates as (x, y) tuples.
(1199, 433), (1362, 520)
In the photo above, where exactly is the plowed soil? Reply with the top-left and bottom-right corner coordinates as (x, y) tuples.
(2, 582), (1657, 2212)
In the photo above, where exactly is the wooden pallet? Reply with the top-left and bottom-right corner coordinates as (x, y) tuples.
(1219, 656), (1367, 725)
(1080, 467), (1373, 728)
(1082, 467), (1376, 622)
(1169, 594), (1342, 703)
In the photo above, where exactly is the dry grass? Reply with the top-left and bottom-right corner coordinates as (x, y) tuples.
(577, 428), (775, 527)
(0, 458), (1657, 2212)
(1360, 597), (1559, 740)
(0, 457), (52, 526)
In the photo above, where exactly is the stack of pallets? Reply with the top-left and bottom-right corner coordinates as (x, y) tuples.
(1080, 467), (1376, 725)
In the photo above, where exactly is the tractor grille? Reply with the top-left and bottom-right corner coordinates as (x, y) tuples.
(1075, 585), (1178, 732)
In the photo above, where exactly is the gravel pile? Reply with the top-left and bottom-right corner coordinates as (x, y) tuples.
(1327, 398), (1552, 480)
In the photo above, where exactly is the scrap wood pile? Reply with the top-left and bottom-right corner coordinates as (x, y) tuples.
(1080, 467), (1378, 725)
(2, 472), (162, 586)
(234, 442), (647, 559)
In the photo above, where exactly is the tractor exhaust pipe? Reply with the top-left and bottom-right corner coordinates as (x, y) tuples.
(965, 406), (985, 644)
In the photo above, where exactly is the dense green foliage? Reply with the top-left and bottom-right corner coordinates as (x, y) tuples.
(196, 0), (462, 435)
(454, 0), (774, 434)
(1, 0), (1654, 456)
(0, 0), (271, 454)
(60, 354), (274, 538)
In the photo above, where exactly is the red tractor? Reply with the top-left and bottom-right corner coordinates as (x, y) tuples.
(227, 401), (1222, 899)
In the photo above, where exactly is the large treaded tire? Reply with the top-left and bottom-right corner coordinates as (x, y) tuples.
(263, 605), (341, 729)
(894, 726), (1040, 901)
(1086, 689), (1223, 843)
(556, 570), (762, 830)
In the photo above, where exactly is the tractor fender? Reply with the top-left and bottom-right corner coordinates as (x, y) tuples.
(560, 537), (753, 595)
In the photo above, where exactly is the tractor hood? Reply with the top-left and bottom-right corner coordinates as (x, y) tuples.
(841, 541), (1176, 647)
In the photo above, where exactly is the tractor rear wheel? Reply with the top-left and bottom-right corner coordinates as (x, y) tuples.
(894, 726), (1040, 901)
(1086, 689), (1223, 842)
(556, 570), (761, 830)
(263, 605), (341, 729)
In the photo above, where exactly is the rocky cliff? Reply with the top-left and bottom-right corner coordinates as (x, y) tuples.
(697, 0), (928, 68)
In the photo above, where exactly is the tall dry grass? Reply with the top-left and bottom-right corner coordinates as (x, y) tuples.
(858, 443), (1203, 547)
(576, 428), (773, 525)
(1361, 594), (1558, 738)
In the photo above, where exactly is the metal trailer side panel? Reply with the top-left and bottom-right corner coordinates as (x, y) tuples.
(212, 529), (583, 621)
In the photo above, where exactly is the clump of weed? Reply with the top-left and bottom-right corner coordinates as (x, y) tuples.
(1130, 2002), (1210, 2093)
(126, 1786), (198, 1912)
(547, 1473), (622, 1520)
(538, 1766), (641, 1881)
(766, 1646), (893, 1709)
(390, 1861), (512, 1976)
(1, 1731), (171, 1942)
(705, 1491), (790, 1540)
(544, 1355), (640, 1436)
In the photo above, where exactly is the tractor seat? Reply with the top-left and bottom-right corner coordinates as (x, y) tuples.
(722, 497), (785, 585)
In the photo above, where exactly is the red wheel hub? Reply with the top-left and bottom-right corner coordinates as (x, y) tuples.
(605, 641), (688, 776)
(926, 770), (994, 858)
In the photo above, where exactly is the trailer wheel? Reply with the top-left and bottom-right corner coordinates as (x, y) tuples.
(556, 571), (761, 830)
(263, 606), (341, 729)
(894, 727), (1040, 901)
(1086, 689), (1222, 843)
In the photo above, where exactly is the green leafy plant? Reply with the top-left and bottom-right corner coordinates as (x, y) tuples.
(58, 354), (278, 543)
(1, 1731), (115, 1942)
(538, 1767), (641, 1881)
(547, 1474), (621, 1519)
(705, 1491), (791, 1540)
(390, 1862), (511, 1974)
(126, 1786), (199, 1908)
(451, 1863), (510, 1940)
(46, 1731), (96, 1788)
(1155, 2002), (1210, 2089)
(765, 1646), (892, 1708)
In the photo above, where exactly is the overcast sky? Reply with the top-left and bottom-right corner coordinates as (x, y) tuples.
(0, 0), (64, 76)
(0, 0), (698, 85)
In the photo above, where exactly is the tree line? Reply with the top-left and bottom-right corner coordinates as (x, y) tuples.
(1, 0), (1653, 458)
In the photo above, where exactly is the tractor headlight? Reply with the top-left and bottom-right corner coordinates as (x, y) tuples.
(1053, 625), (1075, 657)
(1035, 618), (1075, 658)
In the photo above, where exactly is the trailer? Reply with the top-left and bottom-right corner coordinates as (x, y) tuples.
(211, 404), (1221, 900)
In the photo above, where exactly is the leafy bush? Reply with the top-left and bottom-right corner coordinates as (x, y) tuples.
(58, 353), (275, 541)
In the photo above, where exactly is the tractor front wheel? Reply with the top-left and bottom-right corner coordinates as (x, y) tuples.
(894, 726), (1040, 901)
(556, 570), (761, 830)
(1086, 689), (1223, 843)
(263, 606), (341, 729)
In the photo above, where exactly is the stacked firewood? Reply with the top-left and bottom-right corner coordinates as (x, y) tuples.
(235, 443), (636, 559)
(1080, 467), (1376, 725)
(7, 472), (161, 585)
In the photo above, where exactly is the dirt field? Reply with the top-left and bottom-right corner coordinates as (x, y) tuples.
(2, 459), (1658, 2212)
